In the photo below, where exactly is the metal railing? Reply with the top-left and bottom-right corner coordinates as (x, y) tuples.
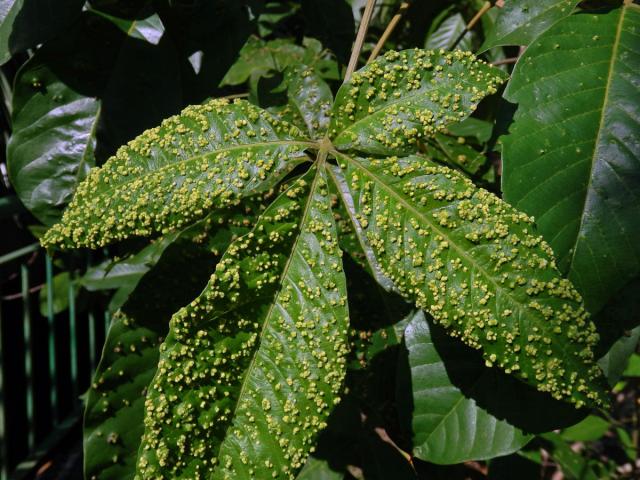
(0, 198), (108, 479)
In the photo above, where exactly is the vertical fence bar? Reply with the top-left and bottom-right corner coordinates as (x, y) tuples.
(45, 256), (58, 425)
(68, 277), (78, 402)
(104, 310), (111, 337)
(21, 265), (35, 450)
(88, 311), (96, 374)
(0, 288), (7, 480)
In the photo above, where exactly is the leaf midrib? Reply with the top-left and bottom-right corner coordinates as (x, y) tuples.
(215, 166), (324, 467)
(566, 5), (629, 278)
(93, 139), (317, 201)
(337, 152), (578, 375)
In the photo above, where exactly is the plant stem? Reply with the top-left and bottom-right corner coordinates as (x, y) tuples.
(491, 57), (518, 66)
(451, 0), (492, 50)
(344, 0), (377, 83)
(367, 2), (409, 64)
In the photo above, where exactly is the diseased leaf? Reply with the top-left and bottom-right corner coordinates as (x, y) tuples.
(428, 133), (487, 177)
(501, 6), (640, 313)
(425, 13), (472, 52)
(42, 99), (312, 250)
(329, 49), (506, 155)
(137, 169), (349, 479)
(84, 236), (220, 480)
(7, 56), (100, 226)
(478, 0), (579, 53)
(334, 153), (608, 408)
(284, 64), (333, 139)
(0, 0), (84, 64)
(403, 312), (531, 464)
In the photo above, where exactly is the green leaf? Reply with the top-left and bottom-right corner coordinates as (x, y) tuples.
(598, 326), (640, 386)
(403, 312), (531, 464)
(42, 99), (312, 250)
(296, 457), (343, 480)
(329, 49), (506, 155)
(136, 168), (350, 479)
(7, 56), (100, 226)
(425, 13), (472, 52)
(560, 415), (609, 442)
(284, 64), (333, 139)
(623, 353), (640, 377)
(428, 133), (487, 176)
(334, 153), (608, 408)
(0, 0), (84, 64)
(84, 236), (220, 480)
(501, 6), (640, 313)
(478, 0), (579, 53)
(540, 433), (599, 480)
(446, 117), (493, 143)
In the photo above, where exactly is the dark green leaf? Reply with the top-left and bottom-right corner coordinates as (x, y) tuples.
(334, 153), (608, 408)
(445, 117), (493, 143)
(42, 99), (312, 250)
(7, 57), (100, 226)
(329, 49), (506, 155)
(478, 0), (579, 53)
(39, 272), (71, 316)
(429, 133), (487, 176)
(0, 0), (84, 64)
(540, 433), (599, 480)
(424, 13), (472, 52)
(296, 457), (343, 480)
(137, 169), (350, 479)
(598, 326), (640, 386)
(501, 6), (640, 313)
(403, 312), (531, 464)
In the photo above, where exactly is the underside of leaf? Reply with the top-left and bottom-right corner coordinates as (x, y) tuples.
(334, 153), (608, 408)
(136, 168), (349, 479)
(42, 98), (313, 250)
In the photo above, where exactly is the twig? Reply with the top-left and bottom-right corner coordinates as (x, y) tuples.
(344, 0), (377, 83)
(451, 1), (492, 50)
(220, 92), (249, 101)
(491, 56), (518, 66)
(367, 2), (410, 64)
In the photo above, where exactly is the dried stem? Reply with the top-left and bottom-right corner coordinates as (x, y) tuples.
(451, 0), (492, 50)
(491, 56), (518, 66)
(344, 0), (377, 83)
(367, 2), (410, 64)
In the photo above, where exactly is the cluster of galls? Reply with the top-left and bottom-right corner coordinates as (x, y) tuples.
(340, 153), (606, 408)
(284, 65), (332, 138)
(330, 49), (506, 154)
(136, 171), (349, 479)
(42, 99), (310, 251)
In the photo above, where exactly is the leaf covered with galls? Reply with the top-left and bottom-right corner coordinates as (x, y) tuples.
(42, 99), (312, 250)
(42, 48), (609, 480)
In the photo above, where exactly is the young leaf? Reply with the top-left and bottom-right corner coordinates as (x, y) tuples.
(501, 6), (640, 314)
(42, 99), (313, 250)
(136, 169), (349, 479)
(403, 312), (531, 464)
(334, 153), (608, 408)
(478, 0), (579, 53)
(329, 49), (506, 155)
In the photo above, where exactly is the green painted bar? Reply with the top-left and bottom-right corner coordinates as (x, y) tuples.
(0, 243), (39, 266)
(68, 278), (78, 402)
(0, 287), (7, 480)
(45, 256), (58, 425)
(88, 311), (96, 374)
(21, 265), (35, 450)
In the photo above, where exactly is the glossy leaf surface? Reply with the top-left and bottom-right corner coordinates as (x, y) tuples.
(284, 64), (333, 139)
(335, 153), (607, 408)
(329, 49), (506, 155)
(8, 55), (99, 226)
(479, 0), (579, 52)
(42, 99), (311, 250)
(502, 6), (640, 313)
(404, 312), (531, 464)
(425, 13), (472, 52)
(136, 169), (349, 479)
